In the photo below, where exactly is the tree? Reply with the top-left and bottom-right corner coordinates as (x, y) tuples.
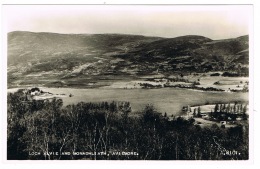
(197, 107), (201, 117)
(227, 103), (231, 113)
(193, 108), (197, 117)
(239, 104), (243, 114)
(233, 104), (237, 113)
(119, 102), (131, 122)
(164, 112), (167, 118)
(243, 104), (247, 114)
(223, 104), (226, 113)
(214, 104), (219, 113)
(7, 89), (249, 160)
(220, 104), (223, 112)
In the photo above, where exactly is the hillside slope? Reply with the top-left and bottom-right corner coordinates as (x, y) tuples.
(7, 31), (249, 88)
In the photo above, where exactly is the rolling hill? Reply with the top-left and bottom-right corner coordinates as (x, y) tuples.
(7, 31), (249, 88)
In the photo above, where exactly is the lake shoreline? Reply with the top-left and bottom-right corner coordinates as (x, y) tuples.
(7, 86), (249, 116)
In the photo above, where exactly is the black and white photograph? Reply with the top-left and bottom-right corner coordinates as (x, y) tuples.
(3, 4), (253, 161)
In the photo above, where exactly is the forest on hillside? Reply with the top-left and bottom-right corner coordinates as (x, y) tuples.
(7, 89), (248, 160)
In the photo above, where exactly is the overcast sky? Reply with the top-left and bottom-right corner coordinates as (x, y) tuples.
(3, 5), (252, 40)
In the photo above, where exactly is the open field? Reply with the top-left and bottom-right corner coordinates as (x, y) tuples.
(98, 74), (248, 92)
(196, 76), (248, 91)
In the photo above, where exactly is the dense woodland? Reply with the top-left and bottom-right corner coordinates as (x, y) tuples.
(7, 89), (249, 160)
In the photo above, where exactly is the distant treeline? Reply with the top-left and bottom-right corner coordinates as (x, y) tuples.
(7, 89), (248, 160)
(210, 71), (249, 77)
(193, 103), (248, 121)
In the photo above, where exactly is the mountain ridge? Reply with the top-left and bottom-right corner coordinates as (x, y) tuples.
(7, 31), (249, 88)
